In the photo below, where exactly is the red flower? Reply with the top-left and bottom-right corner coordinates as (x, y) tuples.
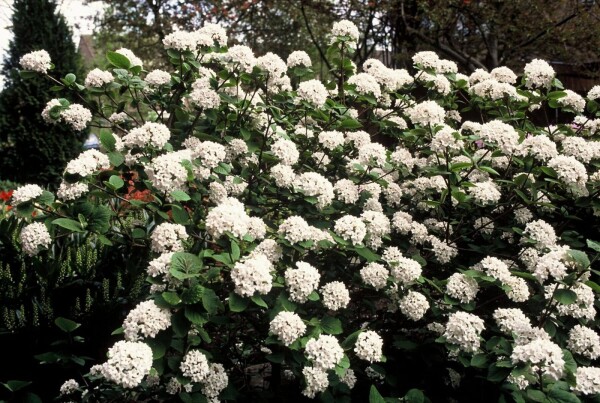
(0, 190), (13, 202)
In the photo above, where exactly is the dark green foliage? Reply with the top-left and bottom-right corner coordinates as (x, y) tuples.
(0, 0), (85, 187)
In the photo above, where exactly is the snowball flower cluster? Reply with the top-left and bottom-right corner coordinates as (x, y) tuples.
(320, 281), (350, 310)
(399, 290), (429, 321)
(150, 223), (188, 253)
(285, 261), (320, 302)
(97, 340), (153, 388)
(511, 339), (565, 381)
(305, 334), (344, 370)
(331, 19), (360, 45)
(231, 253), (273, 297)
(354, 331), (383, 362)
(444, 311), (485, 352)
(123, 300), (171, 341)
(20, 50), (52, 73)
(20, 222), (52, 256)
(85, 68), (113, 87)
(180, 350), (210, 382)
(12, 184), (43, 205)
(270, 311), (306, 346)
(123, 122), (171, 149)
(297, 79), (328, 107)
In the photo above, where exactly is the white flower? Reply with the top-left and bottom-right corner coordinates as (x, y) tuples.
(271, 164), (296, 188)
(490, 66), (517, 84)
(360, 262), (389, 290)
(297, 79), (328, 107)
(468, 180), (501, 204)
(123, 122), (171, 149)
(406, 100), (445, 126)
(446, 273), (479, 303)
(511, 339), (565, 381)
(59, 379), (79, 395)
(444, 311), (485, 352)
(334, 215), (367, 245)
(85, 68), (113, 87)
(321, 281), (350, 311)
(587, 85), (600, 100)
(205, 197), (251, 239)
(334, 179), (359, 204)
(348, 73), (381, 98)
(12, 184), (44, 205)
(399, 290), (429, 321)
(287, 50), (312, 68)
(493, 308), (533, 338)
(567, 325), (600, 360)
(331, 19), (359, 45)
(65, 149), (110, 177)
(224, 45), (256, 73)
(231, 253), (273, 297)
(339, 369), (357, 389)
(56, 181), (88, 202)
(558, 90), (585, 113)
(548, 154), (588, 187)
(145, 150), (191, 195)
(523, 59), (555, 89)
(60, 104), (92, 131)
(181, 350), (210, 383)
(20, 50), (52, 73)
(98, 341), (153, 388)
(163, 30), (199, 51)
(294, 172), (334, 209)
(573, 367), (600, 395)
(318, 130), (345, 150)
(123, 300), (171, 341)
(271, 138), (299, 165)
(145, 69), (172, 86)
(478, 120), (519, 154)
(305, 334), (344, 370)
(20, 222), (52, 256)
(388, 255), (422, 284)
(516, 135), (558, 161)
(355, 331), (383, 362)
(147, 252), (174, 278)
(198, 23), (228, 46)
(523, 219), (557, 249)
(202, 363), (229, 399)
(270, 311), (306, 346)
(302, 366), (329, 398)
(285, 261), (320, 302)
(150, 223), (188, 253)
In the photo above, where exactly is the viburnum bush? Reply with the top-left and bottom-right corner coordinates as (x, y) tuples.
(12, 19), (600, 402)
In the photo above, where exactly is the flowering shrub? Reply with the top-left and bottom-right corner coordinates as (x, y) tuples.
(13, 19), (600, 402)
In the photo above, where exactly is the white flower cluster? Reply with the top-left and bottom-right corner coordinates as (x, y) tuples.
(20, 50), (51, 73)
(294, 172), (334, 209)
(287, 50), (311, 68)
(271, 138), (299, 165)
(205, 197), (262, 239)
(231, 253), (273, 297)
(567, 325), (600, 359)
(399, 290), (429, 321)
(297, 79), (328, 107)
(65, 149), (110, 177)
(523, 59), (555, 89)
(12, 184), (43, 205)
(150, 223), (188, 253)
(334, 215), (367, 244)
(123, 300), (171, 341)
(285, 261), (320, 302)
(348, 73), (381, 98)
(20, 222), (52, 256)
(574, 367), (600, 395)
(57, 181), (89, 201)
(321, 281), (350, 310)
(331, 19), (359, 45)
(305, 334), (344, 370)
(189, 77), (221, 109)
(446, 273), (479, 303)
(511, 339), (565, 381)
(360, 262), (389, 290)
(97, 340), (153, 388)
(59, 379), (79, 395)
(443, 311), (485, 352)
(201, 363), (229, 400)
(123, 122), (171, 149)
(115, 48), (143, 67)
(85, 68), (113, 87)
(270, 311), (306, 346)
(145, 150), (191, 195)
(145, 69), (172, 86)
(354, 331), (383, 362)
(180, 350), (210, 382)
(302, 366), (329, 398)
(406, 100), (445, 126)
(44, 102), (92, 131)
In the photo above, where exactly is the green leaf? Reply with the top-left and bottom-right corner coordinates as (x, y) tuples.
(229, 292), (249, 312)
(3, 380), (32, 392)
(251, 294), (268, 308)
(52, 218), (85, 232)
(38, 190), (54, 205)
(369, 385), (386, 403)
(487, 363), (510, 383)
(554, 289), (577, 305)
(527, 389), (546, 402)
(19, 70), (38, 79)
(568, 250), (590, 269)
(171, 190), (191, 202)
(108, 151), (124, 167)
(171, 252), (202, 278)
(64, 73), (76, 85)
(108, 175), (124, 190)
(471, 353), (489, 368)
(547, 387), (581, 403)
(230, 240), (241, 262)
(201, 288), (221, 315)
(162, 292), (181, 306)
(404, 389), (425, 403)
(354, 247), (380, 262)
(99, 130), (116, 152)
(107, 51), (132, 69)
(586, 239), (600, 253)
(54, 317), (81, 333)
(320, 316), (343, 335)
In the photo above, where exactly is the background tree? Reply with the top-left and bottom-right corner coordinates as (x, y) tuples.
(0, 0), (85, 187)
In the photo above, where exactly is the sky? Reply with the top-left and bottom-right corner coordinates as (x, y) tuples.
(0, 0), (105, 88)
